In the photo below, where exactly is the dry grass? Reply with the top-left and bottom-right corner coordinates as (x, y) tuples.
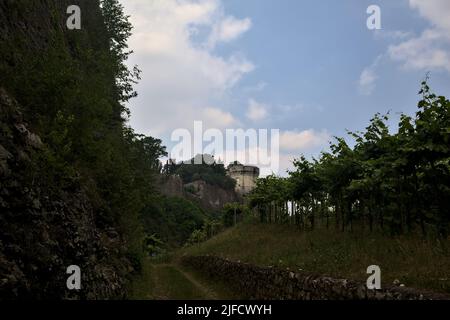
(180, 220), (450, 293)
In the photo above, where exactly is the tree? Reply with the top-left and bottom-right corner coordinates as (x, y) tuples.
(248, 81), (450, 237)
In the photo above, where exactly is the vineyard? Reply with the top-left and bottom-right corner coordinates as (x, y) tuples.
(248, 82), (450, 237)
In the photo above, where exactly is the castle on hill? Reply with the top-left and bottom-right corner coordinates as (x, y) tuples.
(226, 161), (260, 196)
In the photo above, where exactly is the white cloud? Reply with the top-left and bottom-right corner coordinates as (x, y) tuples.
(363, 1), (450, 94)
(202, 107), (238, 128)
(387, 1), (450, 73)
(358, 55), (383, 96)
(246, 99), (268, 121)
(245, 99), (309, 122)
(374, 30), (412, 40)
(359, 67), (378, 95)
(388, 29), (450, 72)
(279, 129), (330, 152)
(208, 16), (252, 47)
(122, 0), (254, 136)
(409, 0), (450, 33)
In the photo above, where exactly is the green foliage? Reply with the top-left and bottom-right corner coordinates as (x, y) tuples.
(100, 0), (141, 106)
(140, 196), (207, 247)
(0, 0), (167, 273)
(184, 184), (197, 194)
(143, 234), (166, 257)
(185, 219), (224, 246)
(222, 203), (249, 227)
(248, 81), (450, 237)
(186, 229), (208, 245)
(184, 203), (249, 247)
(163, 154), (236, 190)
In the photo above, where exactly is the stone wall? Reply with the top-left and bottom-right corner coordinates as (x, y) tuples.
(181, 255), (450, 300)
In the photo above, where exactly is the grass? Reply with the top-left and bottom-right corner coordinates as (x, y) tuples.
(180, 219), (450, 294)
(129, 259), (205, 299)
(129, 257), (240, 299)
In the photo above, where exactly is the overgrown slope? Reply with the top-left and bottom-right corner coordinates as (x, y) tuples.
(181, 219), (450, 294)
(0, 0), (164, 299)
(0, 89), (130, 299)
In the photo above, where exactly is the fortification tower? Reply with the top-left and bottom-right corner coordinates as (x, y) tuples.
(227, 161), (260, 195)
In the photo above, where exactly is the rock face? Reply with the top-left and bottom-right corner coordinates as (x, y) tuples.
(181, 255), (450, 300)
(159, 175), (239, 212)
(159, 175), (184, 198)
(0, 89), (130, 299)
(184, 180), (240, 212)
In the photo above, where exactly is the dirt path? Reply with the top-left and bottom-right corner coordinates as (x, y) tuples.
(131, 260), (225, 300)
(174, 265), (219, 299)
(149, 264), (170, 300)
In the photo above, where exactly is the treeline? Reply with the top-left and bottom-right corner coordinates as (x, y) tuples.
(249, 82), (450, 237)
(141, 195), (207, 248)
(185, 203), (248, 245)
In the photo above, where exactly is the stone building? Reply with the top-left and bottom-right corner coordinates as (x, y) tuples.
(227, 162), (260, 195)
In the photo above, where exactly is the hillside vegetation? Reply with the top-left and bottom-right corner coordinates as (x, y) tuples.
(0, 0), (167, 298)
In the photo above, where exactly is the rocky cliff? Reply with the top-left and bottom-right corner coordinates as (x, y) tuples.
(159, 175), (239, 212)
(0, 0), (135, 299)
(0, 89), (131, 299)
(184, 180), (240, 212)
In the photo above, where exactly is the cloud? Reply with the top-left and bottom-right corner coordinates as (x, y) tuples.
(208, 16), (252, 47)
(388, 29), (450, 72)
(359, 67), (378, 95)
(245, 99), (309, 123)
(358, 55), (383, 96)
(202, 107), (238, 128)
(278, 129), (331, 177)
(363, 1), (450, 94)
(373, 30), (413, 40)
(279, 129), (330, 152)
(387, 0), (450, 73)
(122, 0), (254, 136)
(409, 0), (450, 33)
(246, 99), (268, 121)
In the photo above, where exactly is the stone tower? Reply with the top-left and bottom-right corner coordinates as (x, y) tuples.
(227, 161), (260, 195)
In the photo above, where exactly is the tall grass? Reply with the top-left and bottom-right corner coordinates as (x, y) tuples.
(181, 219), (450, 293)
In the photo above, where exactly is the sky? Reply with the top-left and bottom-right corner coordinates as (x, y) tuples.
(121, 0), (450, 176)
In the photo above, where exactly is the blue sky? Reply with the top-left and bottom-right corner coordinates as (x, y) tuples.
(122, 0), (450, 175)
